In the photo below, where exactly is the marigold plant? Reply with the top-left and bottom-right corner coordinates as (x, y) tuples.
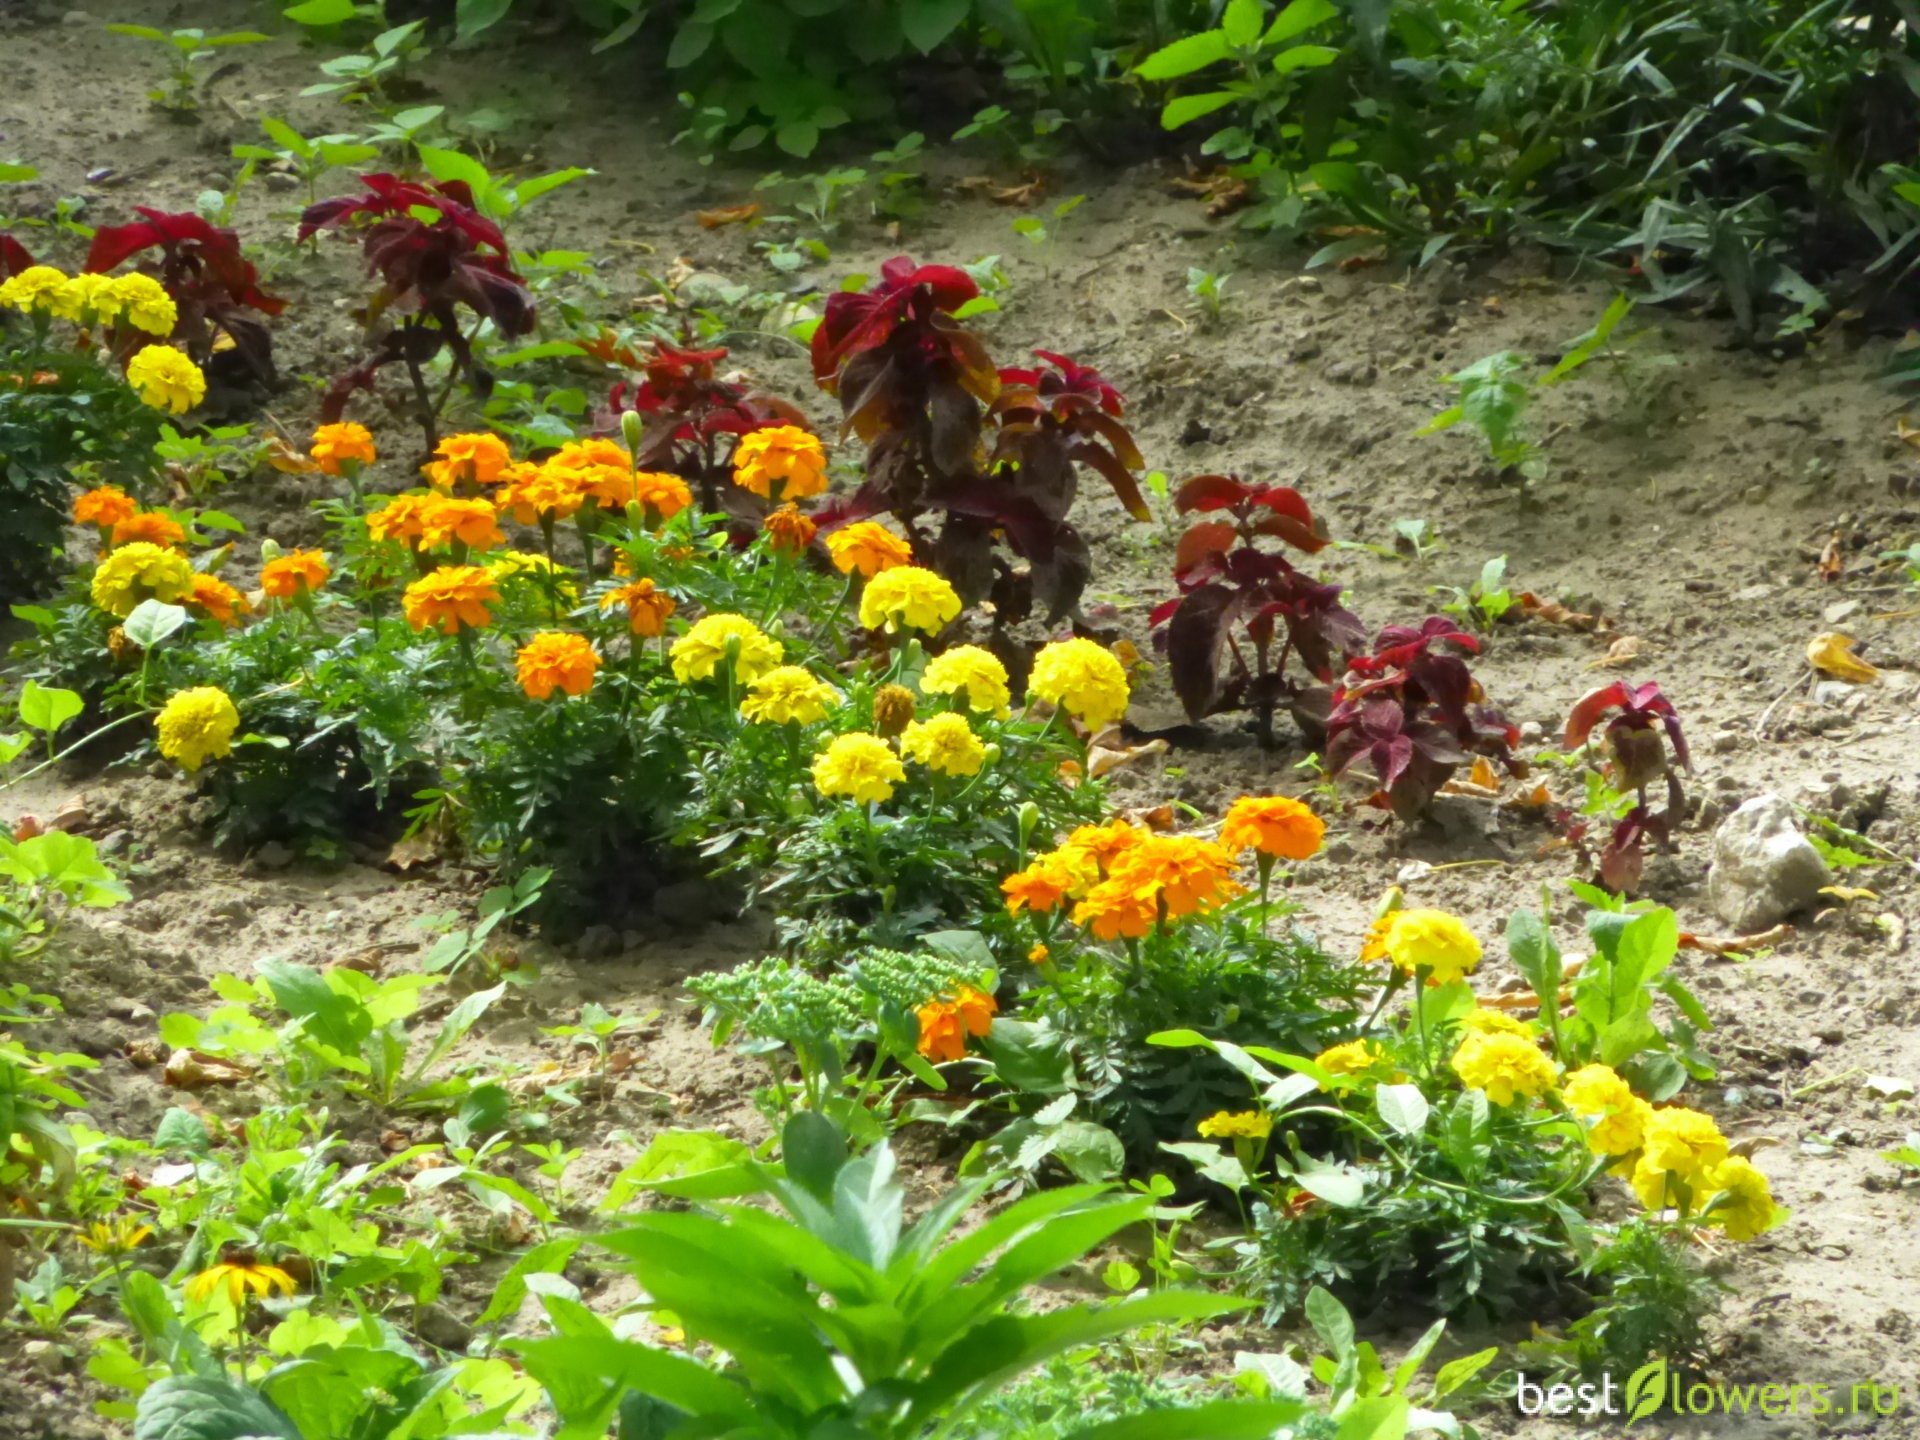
(732, 423), (827, 502)
(826, 521), (912, 577)
(90, 542), (193, 617)
(670, 613), (782, 683)
(260, 549), (330, 601)
(811, 731), (906, 805)
(403, 564), (499, 633)
(125, 344), (205, 413)
(155, 685), (240, 772)
(1029, 636), (1130, 730)
(900, 712), (986, 777)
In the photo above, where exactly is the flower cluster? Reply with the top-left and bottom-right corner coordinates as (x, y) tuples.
(1002, 818), (1242, 940)
(1, 264), (177, 335)
(915, 985), (997, 1062)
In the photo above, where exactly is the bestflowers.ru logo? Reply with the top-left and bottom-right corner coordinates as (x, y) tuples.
(1516, 1359), (1904, 1423)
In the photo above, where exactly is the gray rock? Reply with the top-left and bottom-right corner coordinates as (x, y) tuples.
(1706, 794), (1832, 932)
(414, 1302), (474, 1352)
(22, 1338), (65, 1376)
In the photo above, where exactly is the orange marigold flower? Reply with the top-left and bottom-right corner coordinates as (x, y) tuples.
(516, 632), (599, 699)
(599, 578), (677, 637)
(1059, 820), (1144, 875)
(763, 502), (817, 555)
(732, 423), (827, 501)
(545, 437), (632, 473)
(1071, 879), (1159, 942)
(1219, 795), (1325, 861)
(309, 422), (376, 476)
(402, 565), (499, 634)
(1001, 851), (1086, 916)
(73, 485), (138, 531)
(260, 549), (330, 601)
(422, 432), (512, 490)
(494, 462), (587, 524)
(111, 511), (185, 549)
(916, 985), (997, 1062)
(416, 495), (506, 553)
(1360, 914), (1395, 963)
(366, 494), (438, 547)
(185, 573), (250, 628)
(825, 521), (912, 577)
(591, 468), (693, 524)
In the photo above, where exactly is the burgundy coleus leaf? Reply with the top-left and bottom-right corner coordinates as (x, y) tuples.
(1, 234), (34, 277)
(1173, 521), (1239, 582)
(298, 174), (507, 254)
(86, 208), (285, 316)
(1564, 679), (1690, 771)
(810, 255), (980, 385)
(1165, 582), (1245, 721)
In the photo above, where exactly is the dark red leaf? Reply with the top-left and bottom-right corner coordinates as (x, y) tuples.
(1174, 473), (1254, 513)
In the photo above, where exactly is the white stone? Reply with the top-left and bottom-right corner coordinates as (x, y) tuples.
(1706, 794), (1833, 932)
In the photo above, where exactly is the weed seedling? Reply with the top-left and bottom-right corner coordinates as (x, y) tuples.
(234, 118), (380, 211)
(1434, 555), (1515, 630)
(107, 25), (268, 114)
(1187, 266), (1233, 326)
(1012, 194), (1086, 279)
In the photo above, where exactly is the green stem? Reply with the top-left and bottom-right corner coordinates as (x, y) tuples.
(1, 710), (150, 794)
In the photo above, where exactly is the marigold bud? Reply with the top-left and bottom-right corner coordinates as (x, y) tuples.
(873, 683), (917, 737)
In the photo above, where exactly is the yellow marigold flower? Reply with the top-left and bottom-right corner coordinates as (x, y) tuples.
(496, 462), (589, 524)
(1315, 1039), (1386, 1082)
(516, 632), (599, 699)
(811, 731), (906, 805)
(73, 485), (138, 531)
(732, 423), (827, 501)
(601, 578), (676, 637)
(1560, 1064), (1650, 1158)
(916, 985), (996, 1062)
(487, 549), (577, 600)
(403, 564), (500, 634)
(416, 495), (505, 553)
(901, 712), (986, 777)
(920, 644), (1011, 717)
(126, 344), (206, 414)
(422, 432), (512, 489)
(1220, 795), (1325, 861)
(309, 422), (376, 476)
(110, 511), (185, 549)
(260, 549), (330, 601)
(670, 613), (782, 683)
(740, 666), (839, 726)
(858, 564), (962, 635)
(826, 520), (913, 577)
(184, 1252), (297, 1307)
(1457, 1007), (1535, 1040)
(155, 686), (240, 772)
(1382, 909), (1481, 986)
(1197, 1110), (1272, 1140)
(1699, 1157), (1780, 1241)
(185, 573), (250, 629)
(1638, 1106), (1727, 1180)
(0, 264), (68, 312)
(763, 502), (817, 556)
(109, 272), (177, 336)
(1450, 1031), (1557, 1107)
(90, 541), (193, 617)
(1028, 943), (1049, 963)
(50, 271), (117, 323)
(1029, 637), (1130, 730)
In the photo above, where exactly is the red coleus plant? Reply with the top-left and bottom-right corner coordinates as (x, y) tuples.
(1324, 617), (1519, 821)
(607, 337), (810, 512)
(298, 175), (534, 441)
(1563, 679), (1692, 892)
(1151, 474), (1364, 741)
(2, 235), (32, 277)
(812, 257), (1148, 625)
(84, 208), (286, 383)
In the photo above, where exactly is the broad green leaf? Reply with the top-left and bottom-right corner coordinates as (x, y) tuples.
(1266, 0), (1338, 43)
(1052, 1400), (1308, 1440)
(601, 1129), (756, 1209)
(1272, 42), (1339, 72)
(1135, 28), (1233, 80)
(1221, 0), (1264, 47)
(258, 958), (373, 1054)
(283, 0), (357, 23)
(260, 116), (310, 154)
(134, 1375), (300, 1440)
(417, 145), (494, 196)
(1163, 91), (1240, 129)
(980, 1018), (1073, 1094)
(123, 599), (190, 650)
(1374, 1083), (1429, 1139)
(17, 680), (82, 737)
(0, 163), (39, 183)
(1430, 1345), (1497, 1397)
(511, 167), (594, 207)
(1304, 1286), (1355, 1359)
(479, 1237), (584, 1324)
(900, 0), (969, 52)
(455, 0), (514, 37)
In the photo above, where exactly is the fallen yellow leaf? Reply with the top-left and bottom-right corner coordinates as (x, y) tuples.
(1819, 885), (1879, 903)
(1806, 632), (1879, 684)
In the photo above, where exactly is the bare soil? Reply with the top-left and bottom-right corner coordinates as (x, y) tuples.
(4, 1), (1920, 1435)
